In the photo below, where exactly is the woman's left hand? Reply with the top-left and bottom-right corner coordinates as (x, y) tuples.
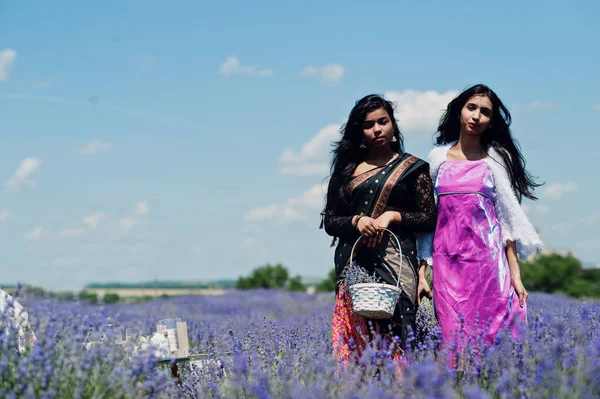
(512, 277), (528, 308)
(367, 211), (400, 247)
(375, 211), (396, 230)
(417, 275), (433, 306)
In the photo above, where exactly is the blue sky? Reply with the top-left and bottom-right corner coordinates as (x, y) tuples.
(1, 1), (599, 290)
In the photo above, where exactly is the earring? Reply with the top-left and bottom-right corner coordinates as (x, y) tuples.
(391, 136), (398, 142)
(359, 141), (367, 148)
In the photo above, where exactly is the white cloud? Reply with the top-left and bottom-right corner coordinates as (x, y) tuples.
(111, 202), (149, 236)
(0, 210), (11, 223)
(79, 139), (113, 155)
(24, 226), (43, 240)
(57, 211), (105, 238)
(299, 64), (345, 84)
(83, 212), (105, 229)
(0, 49), (16, 82)
(522, 203), (550, 216)
(53, 256), (80, 266)
(118, 217), (136, 234)
(245, 204), (279, 222)
(244, 183), (326, 223)
(6, 158), (42, 192)
(278, 89), (457, 177)
(543, 182), (578, 199)
(279, 162), (330, 177)
(280, 124), (340, 164)
(278, 124), (339, 177)
(384, 89), (459, 136)
(218, 56), (272, 77)
(134, 201), (150, 216)
(288, 183), (326, 208)
(58, 228), (86, 238)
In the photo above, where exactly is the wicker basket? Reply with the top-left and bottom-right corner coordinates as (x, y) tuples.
(348, 229), (403, 319)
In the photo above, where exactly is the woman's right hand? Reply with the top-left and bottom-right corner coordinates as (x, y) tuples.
(356, 216), (381, 237)
(355, 216), (384, 248)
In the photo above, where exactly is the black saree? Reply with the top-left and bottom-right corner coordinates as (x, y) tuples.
(323, 152), (437, 350)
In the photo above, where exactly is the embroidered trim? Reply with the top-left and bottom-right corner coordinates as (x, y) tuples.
(345, 167), (382, 196)
(371, 156), (418, 218)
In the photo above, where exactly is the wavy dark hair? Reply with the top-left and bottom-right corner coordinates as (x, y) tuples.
(435, 84), (541, 201)
(325, 94), (404, 213)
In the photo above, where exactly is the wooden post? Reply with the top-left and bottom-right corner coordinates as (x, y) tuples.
(175, 321), (189, 357)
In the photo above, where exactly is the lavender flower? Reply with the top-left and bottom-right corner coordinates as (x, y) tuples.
(0, 287), (598, 397)
(340, 261), (382, 287)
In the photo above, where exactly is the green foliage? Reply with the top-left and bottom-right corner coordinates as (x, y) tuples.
(78, 290), (98, 304)
(286, 275), (305, 292)
(236, 263), (306, 291)
(85, 279), (237, 289)
(521, 253), (600, 298)
(236, 263), (289, 289)
(315, 269), (337, 292)
(101, 293), (120, 304)
(23, 285), (47, 297)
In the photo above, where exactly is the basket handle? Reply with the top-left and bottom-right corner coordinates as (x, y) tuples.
(349, 228), (403, 289)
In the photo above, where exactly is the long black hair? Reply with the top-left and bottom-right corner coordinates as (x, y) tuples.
(436, 84), (541, 201)
(325, 94), (404, 213)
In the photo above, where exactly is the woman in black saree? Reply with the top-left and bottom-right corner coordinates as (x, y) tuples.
(321, 94), (437, 363)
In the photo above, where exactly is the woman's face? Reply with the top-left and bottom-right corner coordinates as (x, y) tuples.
(460, 94), (493, 136)
(361, 108), (395, 149)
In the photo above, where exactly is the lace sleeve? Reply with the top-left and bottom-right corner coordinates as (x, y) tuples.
(399, 169), (437, 232)
(321, 210), (355, 237)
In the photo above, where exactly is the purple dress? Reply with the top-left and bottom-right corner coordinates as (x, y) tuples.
(432, 160), (526, 350)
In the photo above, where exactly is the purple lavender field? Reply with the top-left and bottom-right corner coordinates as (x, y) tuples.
(1, 290), (599, 398)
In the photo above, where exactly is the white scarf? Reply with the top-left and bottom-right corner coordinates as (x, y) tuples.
(417, 141), (543, 265)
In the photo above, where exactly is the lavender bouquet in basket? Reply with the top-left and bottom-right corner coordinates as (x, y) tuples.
(340, 261), (382, 288)
(341, 260), (403, 319)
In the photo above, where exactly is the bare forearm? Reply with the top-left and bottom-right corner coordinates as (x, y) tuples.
(388, 211), (402, 224)
(506, 240), (521, 280)
(418, 266), (428, 282)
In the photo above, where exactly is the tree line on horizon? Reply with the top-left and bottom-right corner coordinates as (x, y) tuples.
(5, 253), (597, 303)
(236, 253), (600, 299)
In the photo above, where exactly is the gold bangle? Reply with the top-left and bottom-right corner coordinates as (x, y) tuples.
(353, 215), (365, 229)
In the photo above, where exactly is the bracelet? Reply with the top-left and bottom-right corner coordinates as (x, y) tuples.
(353, 215), (365, 229)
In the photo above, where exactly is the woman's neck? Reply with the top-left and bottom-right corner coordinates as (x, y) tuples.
(455, 132), (483, 154)
(366, 147), (396, 162)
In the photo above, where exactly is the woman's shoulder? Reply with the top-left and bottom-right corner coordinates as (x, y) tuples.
(424, 141), (455, 174)
(398, 153), (431, 183)
(402, 152), (426, 164)
(427, 142), (454, 161)
(399, 152), (430, 175)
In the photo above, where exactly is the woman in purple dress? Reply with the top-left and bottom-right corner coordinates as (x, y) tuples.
(417, 84), (543, 360)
